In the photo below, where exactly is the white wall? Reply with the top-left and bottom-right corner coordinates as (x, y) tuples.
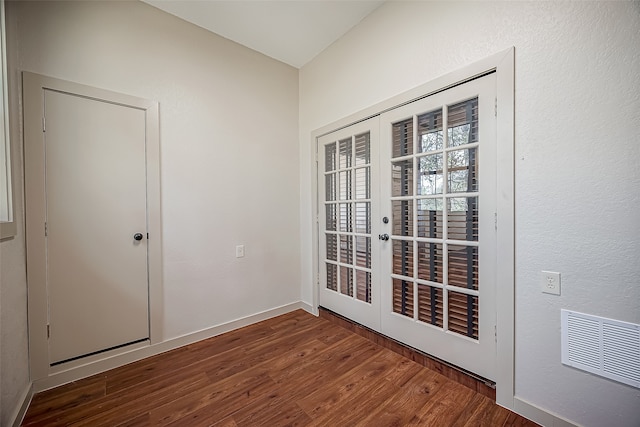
(1, 0), (300, 421)
(299, 1), (640, 426)
(0, 4), (30, 424)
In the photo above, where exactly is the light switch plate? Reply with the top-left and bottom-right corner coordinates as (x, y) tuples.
(541, 271), (561, 295)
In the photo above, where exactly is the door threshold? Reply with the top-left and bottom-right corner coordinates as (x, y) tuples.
(319, 306), (496, 401)
(51, 338), (149, 367)
(48, 339), (150, 374)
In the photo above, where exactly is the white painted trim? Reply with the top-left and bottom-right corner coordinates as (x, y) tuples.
(309, 130), (320, 316)
(299, 300), (316, 316)
(22, 71), (163, 381)
(9, 382), (32, 427)
(514, 397), (579, 427)
(0, 0), (15, 239)
(23, 71), (50, 381)
(0, 217), (15, 239)
(31, 301), (304, 393)
(145, 101), (163, 345)
(310, 46), (517, 412)
(494, 47), (516, 410)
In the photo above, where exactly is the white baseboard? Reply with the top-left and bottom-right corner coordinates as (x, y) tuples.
(299, 300), (315, 315)
(32, 301), (305, 394)
(9, 382), (33, 427)
(514, 397), (579, 427)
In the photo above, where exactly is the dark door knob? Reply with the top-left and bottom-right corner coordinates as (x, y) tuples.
(378, 234), (389, 241)
(134, 233), (144, 241)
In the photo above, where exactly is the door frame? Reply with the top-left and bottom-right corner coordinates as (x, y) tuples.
(310, 48), (515, 409)
(23, 72), (162, 381)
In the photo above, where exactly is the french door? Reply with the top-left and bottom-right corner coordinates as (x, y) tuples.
(380, 74), (497, 380)
(318, 117), (381, 331)
(318, 73), (497, 380)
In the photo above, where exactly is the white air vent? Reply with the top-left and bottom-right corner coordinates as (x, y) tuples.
(562, 310), (640, 389)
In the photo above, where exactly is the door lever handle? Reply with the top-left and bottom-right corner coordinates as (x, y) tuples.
(378, 234), (389, 241)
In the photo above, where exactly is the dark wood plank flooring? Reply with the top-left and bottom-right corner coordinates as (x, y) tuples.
(22, 310), (538, 426)
(318, 307), (497, 400)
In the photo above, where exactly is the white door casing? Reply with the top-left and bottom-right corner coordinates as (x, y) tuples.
(24, 72), (162, 380)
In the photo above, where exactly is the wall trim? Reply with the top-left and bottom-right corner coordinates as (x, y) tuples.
(299, 300), (316, 316)
(513, 397), (578, 427)
(31, 301), (304, 394)
(9, 382), (32, 427)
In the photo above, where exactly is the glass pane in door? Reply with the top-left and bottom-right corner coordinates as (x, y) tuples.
(444, 98), (480, 338)
(323, 131), (372, 305)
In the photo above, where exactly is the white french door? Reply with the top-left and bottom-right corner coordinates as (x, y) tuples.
(317, 73), (497, 380)
(318, 117), (381, 331)
(380, 74), (497, 380)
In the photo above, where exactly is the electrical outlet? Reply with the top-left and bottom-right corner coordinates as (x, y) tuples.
(236, 245), (245, 258)
(541, 271), (561, 295)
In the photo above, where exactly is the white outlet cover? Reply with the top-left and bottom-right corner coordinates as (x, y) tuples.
(236, 245), (245, 258)
(541, 271), (561, 295)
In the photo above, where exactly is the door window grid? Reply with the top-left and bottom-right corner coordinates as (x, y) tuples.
(324, 132), (372, 303)
(390, 98), (480, 339)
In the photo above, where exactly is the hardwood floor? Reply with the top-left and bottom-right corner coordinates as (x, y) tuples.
(318, 308), (497, 400)
(22, 310), (538, 426)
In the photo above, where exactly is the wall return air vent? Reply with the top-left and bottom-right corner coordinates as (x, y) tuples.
(561, 309), (640, 389)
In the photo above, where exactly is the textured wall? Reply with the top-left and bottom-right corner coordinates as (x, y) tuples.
(299, 1), (640, 426)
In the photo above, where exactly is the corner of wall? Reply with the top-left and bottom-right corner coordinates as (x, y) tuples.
(514, 397), (579, 427)
(8, 382), (32, 427)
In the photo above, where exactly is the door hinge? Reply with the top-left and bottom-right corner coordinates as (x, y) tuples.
(494, 98), (497, 117)
(494, 212), (497, 230)
(44, 222), (48, 236)
(47, 324), (50, 339)
(42, 117), (46, 132)
(494, 324), (497, 342)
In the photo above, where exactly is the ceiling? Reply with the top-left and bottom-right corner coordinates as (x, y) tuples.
(141, 0), (385, 68)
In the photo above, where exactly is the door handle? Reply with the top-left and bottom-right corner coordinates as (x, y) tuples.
(378, 234), (389, 241)
(133, 233), (144, 241)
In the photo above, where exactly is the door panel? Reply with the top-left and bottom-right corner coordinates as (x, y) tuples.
(380, 74), (497, 380)
(45, 90), (149, 364)
(318, 117), (380, 331)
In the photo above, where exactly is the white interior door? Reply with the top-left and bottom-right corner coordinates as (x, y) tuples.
(379, 74), (497, 380)
(45, 89), (150, 365)
(318, 117), (381, 331)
